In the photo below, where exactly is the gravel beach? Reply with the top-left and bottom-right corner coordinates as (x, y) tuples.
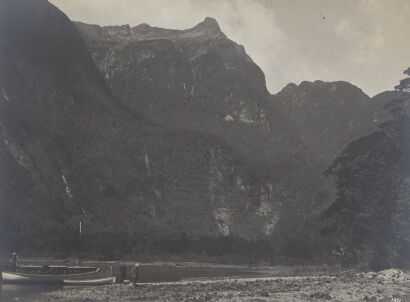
(34, 269), (410, 302)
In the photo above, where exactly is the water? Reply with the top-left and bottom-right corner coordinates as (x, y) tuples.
(137, 264), (261, 283)
(0, 264), (263, 301)
(0, 284), (62, 302)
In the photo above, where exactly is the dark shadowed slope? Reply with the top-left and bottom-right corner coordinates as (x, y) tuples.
(272, 81), (372, 166)
(75, 19), (335, 249)
(322, 85), (410, 270)
(0, 0), (155, 253)
(0, 0), (332, 260)
(75, 19), (311, 167)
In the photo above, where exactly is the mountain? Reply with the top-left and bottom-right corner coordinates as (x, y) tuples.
(2, 0), (407, 268)
(272, 81), (373, 166)
(75, 19), (305, 166)
(75, 19), (335, 245)
(0, 0), (156, 255)
(270, 79), (410, 268)
(271, 80), (410, 167)
(322, 90), (410, 269)
(0, 0), (332, 261)
(268, 73), (410, 268)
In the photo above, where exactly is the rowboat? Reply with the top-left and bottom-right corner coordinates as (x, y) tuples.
(63, 276), (116, 285)
(1, 266), (101, 284)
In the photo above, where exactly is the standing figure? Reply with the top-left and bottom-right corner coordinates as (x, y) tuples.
(11, 252), (18, 272)
(118, 265), (127, 284)
(133, 263), (140, 286)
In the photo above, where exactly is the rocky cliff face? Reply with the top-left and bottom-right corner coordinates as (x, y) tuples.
(75, 19), (334, 244)
(75, 19), (303, 165)
(0, 0), (332, 259)
(272, 81), (373, 166)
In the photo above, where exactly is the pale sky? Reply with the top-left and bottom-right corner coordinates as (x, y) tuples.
(50, 0), (410, 96)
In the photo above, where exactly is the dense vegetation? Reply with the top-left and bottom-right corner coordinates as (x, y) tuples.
(323, 93), (410, 270)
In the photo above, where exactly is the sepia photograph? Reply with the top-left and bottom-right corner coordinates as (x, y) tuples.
(0, 0), (409, 301)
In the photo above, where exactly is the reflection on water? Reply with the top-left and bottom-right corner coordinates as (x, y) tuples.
(0, 265), (261, 301)
(138, 264), (260, 283)
(0, 283), (62, 302)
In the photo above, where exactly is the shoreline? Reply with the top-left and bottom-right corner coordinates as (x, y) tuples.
(1, 257), (335, 275)
(33, 269), (410, 302)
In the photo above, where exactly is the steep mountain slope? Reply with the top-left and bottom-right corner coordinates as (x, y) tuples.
(269, 72), (410, 267)
(272, 81), (374, 166)
(0, 0), (332, 260)
(322, 88), (410, 270)
(0, 0), (154, 253)
(271, 79), (410, 171)
(75, 19), (335, 246)
(75, 20), (308, 166)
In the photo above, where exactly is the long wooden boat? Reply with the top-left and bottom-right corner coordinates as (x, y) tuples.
(1, 266), (101, 284)
(63, 276), (116, 285)
(16, 265), (98, 274)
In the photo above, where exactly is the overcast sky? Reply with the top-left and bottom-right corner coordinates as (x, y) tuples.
(50, 0), (410, 96)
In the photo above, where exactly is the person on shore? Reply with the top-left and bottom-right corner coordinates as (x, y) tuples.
(11, 252), (18, 272)
(133, 263), (140, 287)
(118, 265), (127, 284)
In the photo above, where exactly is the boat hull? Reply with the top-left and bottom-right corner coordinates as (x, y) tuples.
(1, 268), (101, 284)
(63, 276), (116, 286)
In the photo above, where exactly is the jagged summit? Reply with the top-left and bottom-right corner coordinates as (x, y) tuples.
(193, 17), (221, 31)
(75, 17), (225, 42)
(131, 17), (221, 34)
(202, 17), (219, 25)
(134, 23), (152, 31)
(132, 17), (221, 33)
(277, 80), (368, 98)
(272, 78), (372, 166)
(129, 17), (224, 40)
(186, 17), (222, 38)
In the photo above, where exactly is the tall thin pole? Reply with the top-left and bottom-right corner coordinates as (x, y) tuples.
(79, 220), (82, 265)
(79, 208), (86, 266)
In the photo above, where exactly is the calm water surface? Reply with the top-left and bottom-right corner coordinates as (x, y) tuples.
(0, 264), (263, 301)
(0, 284), (62, 302)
